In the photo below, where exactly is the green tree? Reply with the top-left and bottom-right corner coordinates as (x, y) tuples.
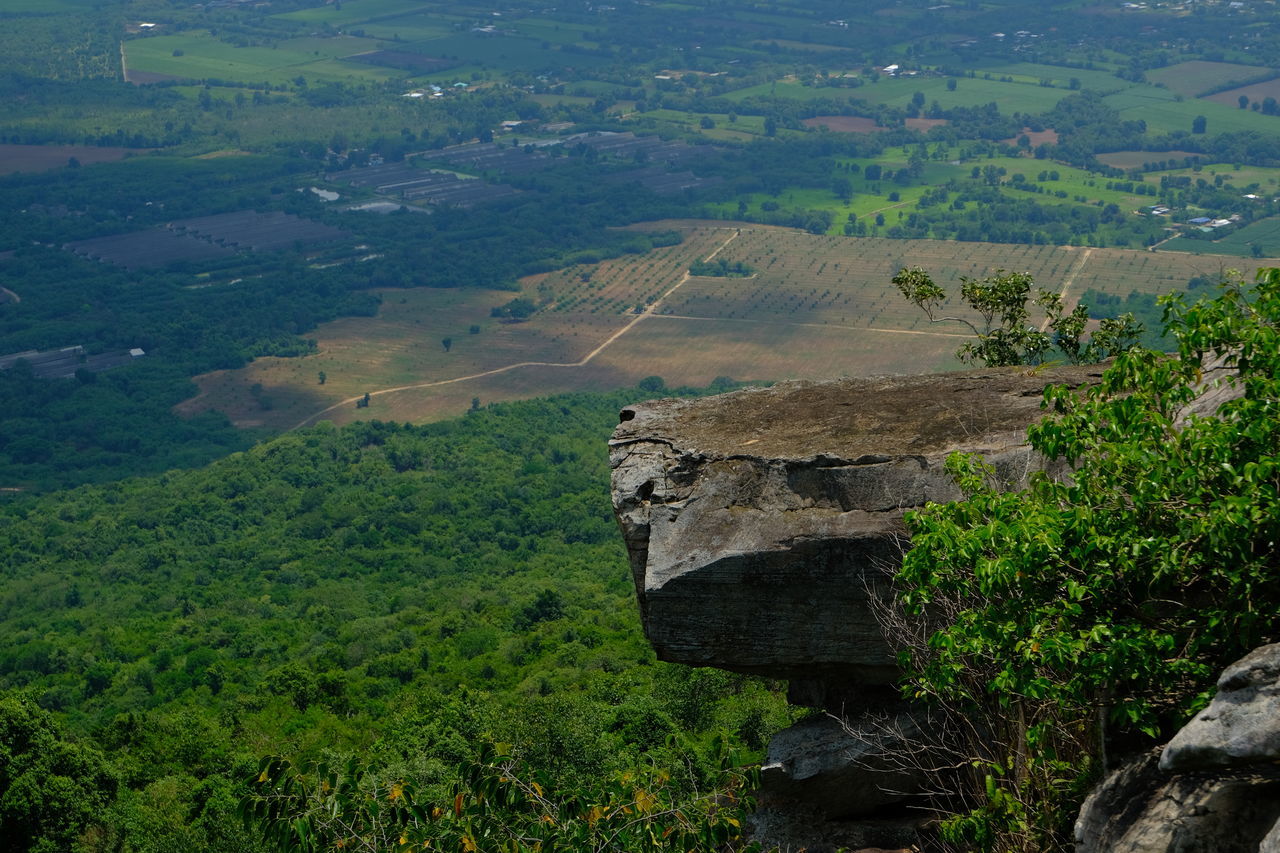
(0, 692), (119, 852)
(1191, 114), (1207, 134)
(893, 270), (1280, 850)
(892, 267), (1142, 367)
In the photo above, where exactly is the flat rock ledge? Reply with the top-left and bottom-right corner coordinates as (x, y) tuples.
(609, 365), (1101, 684)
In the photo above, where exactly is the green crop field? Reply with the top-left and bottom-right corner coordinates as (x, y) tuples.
(1102, 85), (1280, 135)
(638, 109), (769, 137)
(709, 152), (1156, 236)
(1148, 162), (1280, 188)
(124, 31), (396, 85)
(351, 21), (452, 41)
(842, 75), (1072, 114)
(511, 18), (599, 44)
(394, 32), (606, 72)
(1146, 60), (1273, 97)
(275, 0), (430, 26)
(722, 80), (863, 102)
(0, 0), (89, 11)
(972, 62), (1129, 94)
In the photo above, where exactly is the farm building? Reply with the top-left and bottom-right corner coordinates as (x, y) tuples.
(0, 345), (145, 379)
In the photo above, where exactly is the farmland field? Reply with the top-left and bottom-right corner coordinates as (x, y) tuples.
(1146, 61), (1273, 97)
(0, 0), (92, 11)
(801, 116), (884, 133)
(723, 76), (1071, 115)
(1205, 77), (1280, 108)
(712, 153), (1158, 235)
(124, 31), (396, 85)
(180, 222), (1264, 430)
(1147, 162), (1280, 188)
(274, 0), (431, 26)
(844, 75), (1072, 114)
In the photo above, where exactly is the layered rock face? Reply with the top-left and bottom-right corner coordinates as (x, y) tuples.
(609, 365), (1102, 840)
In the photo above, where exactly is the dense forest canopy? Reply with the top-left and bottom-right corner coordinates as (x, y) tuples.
(0, 388), (792, 851)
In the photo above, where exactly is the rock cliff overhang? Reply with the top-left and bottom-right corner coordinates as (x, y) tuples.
(608, 365), (1103, 685)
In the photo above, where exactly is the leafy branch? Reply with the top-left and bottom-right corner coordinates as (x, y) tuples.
(892, 266), (1143, 367)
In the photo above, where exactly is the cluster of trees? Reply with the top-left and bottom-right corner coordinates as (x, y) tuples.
(689, 257), (754, 277)
(888, 271), (1280, 850)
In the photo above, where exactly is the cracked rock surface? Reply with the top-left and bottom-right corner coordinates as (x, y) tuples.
(609, 364), (1101, 682)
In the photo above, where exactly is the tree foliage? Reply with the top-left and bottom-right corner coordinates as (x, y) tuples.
(893, 270), (1280, 850)
(892, 266), (1143, 367)
(242, 740), (754, 853)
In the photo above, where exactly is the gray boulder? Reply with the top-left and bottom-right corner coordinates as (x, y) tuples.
(1075, 748), (1280, 853)
(759, 712), (925, 820)
(1077, 644), (1280, 853)
(1161, 643), (1280, 772)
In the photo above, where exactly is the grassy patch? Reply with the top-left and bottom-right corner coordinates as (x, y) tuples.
(1147, 60), (1273, 97)
(1103, 85), (1280, 135)
(973, 62), (1128, 94)
(124, 31), (397, 85)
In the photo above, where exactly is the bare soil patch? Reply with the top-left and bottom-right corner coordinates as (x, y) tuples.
(802, 116), (885, 133)
(0, 144), (148, 175)
(1205, 77), (1280, 108)
(1095, 150), (1203, 169)
(1002, 127), (1059, 147)
(906, 117), (949, 131)
(126, 69), (186, 85)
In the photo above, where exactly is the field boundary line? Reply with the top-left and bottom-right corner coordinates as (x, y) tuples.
(652, 314), (972, 338)
(290, 229), (741, 429)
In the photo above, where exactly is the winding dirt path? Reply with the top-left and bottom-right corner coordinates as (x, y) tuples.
(291, 229), (743, 429)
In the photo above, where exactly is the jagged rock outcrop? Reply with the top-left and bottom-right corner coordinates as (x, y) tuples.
(1075, 644), (1280, 853)
(609, 365), (1103, 843)
(609, 365), (1101, 685)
